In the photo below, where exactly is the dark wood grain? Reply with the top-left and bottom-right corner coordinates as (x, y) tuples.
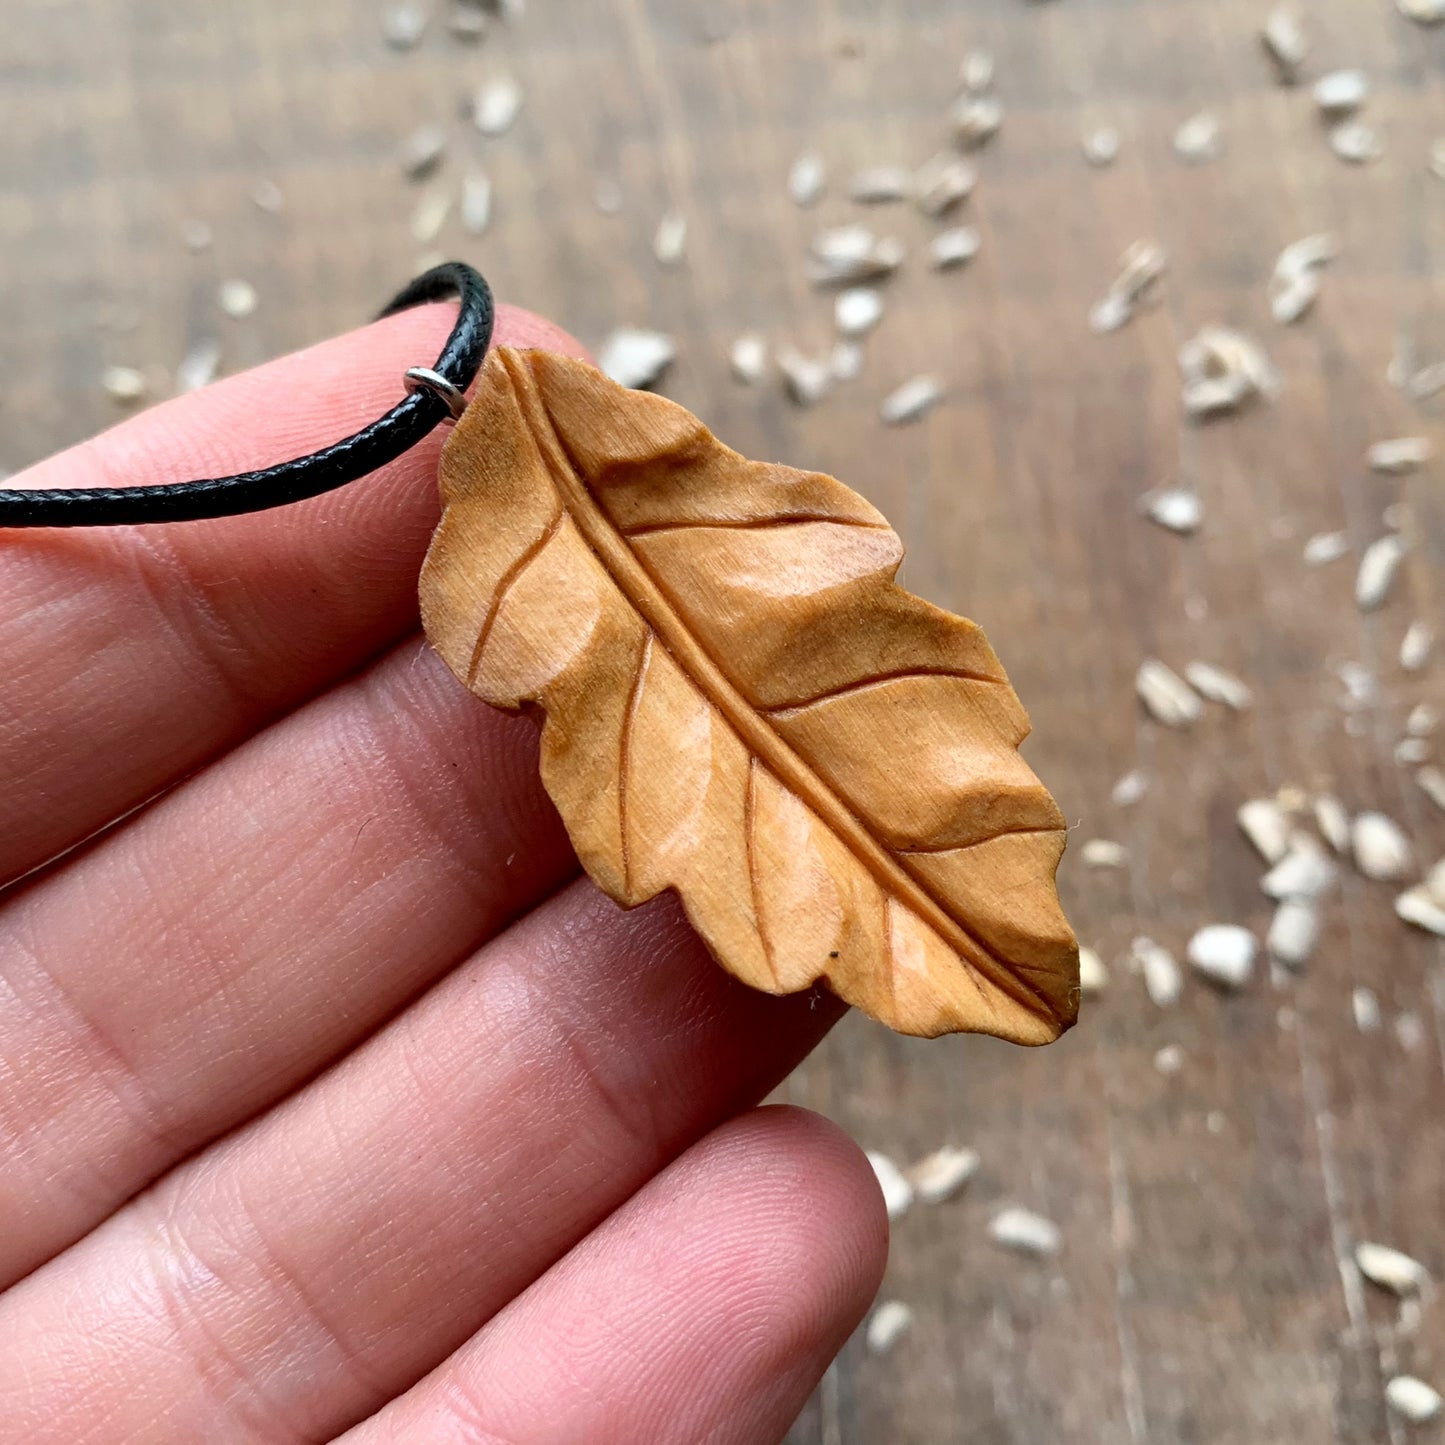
(3, 1), (1442, 1441)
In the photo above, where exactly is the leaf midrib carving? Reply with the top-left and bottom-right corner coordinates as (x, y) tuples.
(499, 353), (1056, 1025)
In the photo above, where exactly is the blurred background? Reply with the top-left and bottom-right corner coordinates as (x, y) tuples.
(5, 2), (1444, 1440)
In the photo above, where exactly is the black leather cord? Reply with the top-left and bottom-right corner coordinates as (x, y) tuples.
(0, 262), (494, 528)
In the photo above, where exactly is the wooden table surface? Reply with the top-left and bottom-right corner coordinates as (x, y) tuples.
(5, 2), (1444, 1440)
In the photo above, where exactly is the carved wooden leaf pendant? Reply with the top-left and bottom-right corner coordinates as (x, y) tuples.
(420, 348), (1078, 1043)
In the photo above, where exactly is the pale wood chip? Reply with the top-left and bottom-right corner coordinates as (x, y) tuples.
(1419, 765), (1445, 811)
(1136, 659), (1202, 727)
(100, 365), (147, 403)
(176, 338), (222, 393)
(1355, 534), (1408, 611)
(913, 153), (977, 217)
(653, 211), (687, 265)
(777, 346), (833, 406)
(953, 94), (1003, 150)
(1313, 69), (1369, 114)
(1261, 7), (1308, 83)
(1185, 661), (1253, 710)
(835, 288), (884, 337)
(849, 165), (912, 203)
(401, 124), (448, 179)
(866, 1151), (914, 1220)
(961, 48), (995, 92)
(1133, 936), (1182, 1007)
(866, 1300), (915, 1355)
(1353, 985), (1382, 1031)
(1400, 622), (1435, 672)
(1357, 1242), (1431, 1294)
(1241, 801), (1292, 865)
(929, 226), (981, 269)
(1385, 1377), (1442, 1424)
(1082, 126), (1120, 167)
(1396, 886), (1445, 936)
(807, 225), (905, 285)
(728, 333), (768, 385)
(1303, 530), (1349, 566)
(1078, 945), (1109, 995)
(830, 340), (864, 382)
(598, 329), (675, 390)
(410, 185), (453, 244)
(1352, 811), (1413, 880)
(1400, 0), (1445, 22)
(217, 279), (258, 319)
(1330, 120), (1382, 164)
(1143, 488), (1202, 534)
(473, 75), (523, 135)
(988, 1206), (1061, 1256)
(1112, 770), (1148, 806)
(461, 172), (493, 235)
(1081, 839), (1129, 868)
(906, 1145), (980, 1203)
(1313, 794), (1351, 853)
(1187, 925), (1257, 990)
(1368, 436), (1432, 474)
(880, 375), (943, 425)
(1174, 110), (1223, 162)
(788, 151), (826, 207)
(1262, 837), (1338, 901)
(1268, 899), (1320, 968)
(383, 2), (427, 49)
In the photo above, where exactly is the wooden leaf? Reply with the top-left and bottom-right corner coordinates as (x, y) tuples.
(419, 348), (1079, 1042)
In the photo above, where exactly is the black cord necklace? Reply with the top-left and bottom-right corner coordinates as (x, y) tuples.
(0, 261), (494, 528)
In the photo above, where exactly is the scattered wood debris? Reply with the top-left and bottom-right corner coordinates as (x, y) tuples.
(447, 2), (490, 42)
(1239, 799), (1292, 864)
(100, 365), (147, 404)
(250, 178), (284, 214)
(218, 279), (258, 319)
(849, 165), (912, 203)
(181, 218), (213, 253)
(1091, 240), (1166, 333)
(1352, 811), (1413, 880)
(1355, 534), (1407, 611)
(1082, 126), (1120, 167)
(1136, 659), (1202, 727)
(1267, 899), (1321, 968)
(1174, 110), (1223, 163)
(473, 75), (523, 135)
(906, 1146), (980, 1203)
(461, 172), (493, 235)
(1185, 661), (1253, 710)
(1143, 487), (1202, 534)
(929, 226), (982, 269)
(866, 1151), (915, 1221)
(1078, 945), (1109, 995)
(383, 2), (428, 50)
(961, 48), (995, 93)
(1313, 69), (1369, 115)
(835, 288), (884, 337)
(1400, 622), (1434, 672)
(807, 225), (905, 286)
(1134, 936), (1183, 1008)
(1409, 356), (1445, 397)
(1081, 839), (1129, 868)
(866, 1300), (915, 1355)
(411, 185), (453, 244)
(1270, 234), (1336, 323)
(1180, 326), (1281, 417)
(988, 1206), (1062, 1257)
(1303, 530), (1349, 566)
(401, 124), (448, 179)
(1367, 436), (1432, 474)
(728, 333), (768, 385)
(914, 154), (977, 217)
(653, 211), (687, 265)
(1262, 836), (1338, 901)
(1385, 1376), (1442, 1425)
(175, 338), (221, 394)
(1154, 1043), (1185, 1075)
(952, 94), (1003, 150)
(1419, 765), (1445, 811)
(1400, 0), (1445, 22)
(1261, 7), (1308, 83)
(788, 151), (826, 207)
(1353, 985), (1383, 1031)
(1355, 1241), (1430, 1295)
(1397, 886), (1445, 936)
(778, 346), (833, 405)
(1313, 794), (1351, 854)
(880, 375), (943, 425)
(1188, 925), (1257, 990)
(830, 341), (864, 382)
(598, 329), (675, 390)
(1112, 770), (1148, 807)
(1329, 121), (1382, 165)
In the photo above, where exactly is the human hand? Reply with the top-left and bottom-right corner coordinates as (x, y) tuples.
(0, 302), (887, 1443)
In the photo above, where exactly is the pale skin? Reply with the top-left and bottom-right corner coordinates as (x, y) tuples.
(0, 303), (888, 1444)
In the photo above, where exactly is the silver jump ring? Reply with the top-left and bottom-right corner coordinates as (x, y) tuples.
(403, 366), (469, 422)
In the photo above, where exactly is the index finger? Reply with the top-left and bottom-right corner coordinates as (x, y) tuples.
(0, 301), (586, 887)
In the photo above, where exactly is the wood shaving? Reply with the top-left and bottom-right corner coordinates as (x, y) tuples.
(866, 1300), (915, 1355)
(1271, 270), (1321, 324)
(1261, 7), (1308, 83)
(218, 279), (258, 319)
(952, 94), (1003, 150)
(401, 124), (448, 179)
(1303, 531), (1349, 566)
(1407, 703), (1439, 738)
(175, 338), (221, 393)
(1397, 1012), (1426, 1052)
(1262, 837), (1338, 901)
(1313, 69), (1369, 114)
(849, 166), (912, 204)
(1409, 357), (1445, 397)
(1239, 799), (1293, 864)
(473, 75), (523, 135)
(1078, 945), (1109, 995)
(829, 341), (864, 382)
(653, 211), (687, 266)
(1395, 738), (1430, 767)
(906, 1145), (980, 1203)
(1143, 488), (1203, 534)
(728, 333), (768, 386)
(1397, 886), (1445, 936)
(806, 225), (905, 286)
(1385, 1377), (1442, 1425)
(1187, 925), (1257, 990)
(1082, 126), (1120, 167)
(1313, 794), (1351, 853)
(1400, 0), (1445, 22)
(1185, 661), (1253, 710)
(598, 329), (675, 390)
(1136, 659), (1202, 727)
(1401, 622), (1435, 671)
(1180, 326), (1281, 416)
(1092, 240), (1167, 333)
(1174, 111), (1223, 163)
(1356, 1241), (1430, 1295)
(835, 288), (884, 337)
(1419, 765), (1445, 811)
(929, 226), (981, 269)
(447, 2), (490, 41)
(1330, 121), (1382, 164)
(1112, 770), (1148, 806)
(383, 2), (427, 49)
(460, 172), (493, 235)
(1352, 811), (1413, 880)
(1355, 534), (1407, 611)
(777, 346), (833, 405)
(250, 178), (284, 214)
(1154, 1044), (1184, 1075)
(410, 185), (453, 244)
(1081, 839), (1129, 868)
(1367, 436), (1432, 474)
(988, 1206), (1062, 1257)
(866, 1151), (914, 1220)
(914, 153), (977, 217)
(1353, 986), (1382, 1031)
(880, 375), (943, 425)
(788, 152), (826, 207)
(1270, 234), (1335, 323)
(181, 218), (213, 253)
(1427, 857), (1445, 904)
(1134, 936), (1183, 1008)
(100, 365), (147, 403)
(1268, 899), (1320, 968)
